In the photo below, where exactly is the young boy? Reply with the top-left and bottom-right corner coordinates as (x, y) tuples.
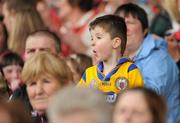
(78, 15), (144, 103)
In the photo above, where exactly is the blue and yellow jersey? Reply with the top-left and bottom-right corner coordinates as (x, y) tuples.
(78, 57), (144, 103)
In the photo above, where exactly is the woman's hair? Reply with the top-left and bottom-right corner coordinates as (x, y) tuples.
(0, 51), (24, 69)
(114, 3), (148, 33)
(21, 52), (72, 85)
(48, 86), (113, 123)
(2, 0), (36, 13)
(0, 22), (8, 52)
(116, 87), (167, 123)
(8, 8), (45, 55)
(0, 68), (9, 99)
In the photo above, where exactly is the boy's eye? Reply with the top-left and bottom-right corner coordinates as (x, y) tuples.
(97, 36), (101, 39)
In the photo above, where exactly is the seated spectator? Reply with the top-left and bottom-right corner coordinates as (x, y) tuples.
(113, 87), (167, 123)
(48, 86), (112, 123)
(21, 52), (72, 123)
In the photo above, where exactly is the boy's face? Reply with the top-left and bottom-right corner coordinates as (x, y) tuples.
(90, 26), (113, 62)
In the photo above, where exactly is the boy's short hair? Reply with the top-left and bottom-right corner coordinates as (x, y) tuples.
(89, 15), (127, 56)
(27, 30), (61, 53)
(114, 3), (148, 33)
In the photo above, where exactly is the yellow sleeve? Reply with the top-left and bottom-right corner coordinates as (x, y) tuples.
(128, 66), (144, 87)
(77, 72), (86, 87)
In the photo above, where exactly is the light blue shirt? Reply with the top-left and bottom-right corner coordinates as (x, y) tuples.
(133, 34), (180, 123)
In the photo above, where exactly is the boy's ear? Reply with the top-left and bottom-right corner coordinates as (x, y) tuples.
(112, 37), (121, 49)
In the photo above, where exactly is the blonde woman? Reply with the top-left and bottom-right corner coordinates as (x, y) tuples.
(2, 0), (45, 56)
(21, 52), (73, 122)
(9, 9), (45, 56)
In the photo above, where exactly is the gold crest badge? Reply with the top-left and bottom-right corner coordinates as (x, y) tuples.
(115, 77), (128, 90)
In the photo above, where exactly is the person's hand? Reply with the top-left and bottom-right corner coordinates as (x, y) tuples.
(10, 79), (21, 91)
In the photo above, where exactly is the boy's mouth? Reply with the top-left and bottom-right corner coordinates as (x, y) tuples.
(93, 50), (97, 55)
(92, 50), (98, 57)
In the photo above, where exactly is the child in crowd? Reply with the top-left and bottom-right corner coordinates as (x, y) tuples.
(0, 51), (24, 93)
(78, 15), (144, 103)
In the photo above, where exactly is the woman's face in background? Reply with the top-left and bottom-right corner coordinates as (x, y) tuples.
(26, 73), (61, 115)
(113, 91), (153, 123)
